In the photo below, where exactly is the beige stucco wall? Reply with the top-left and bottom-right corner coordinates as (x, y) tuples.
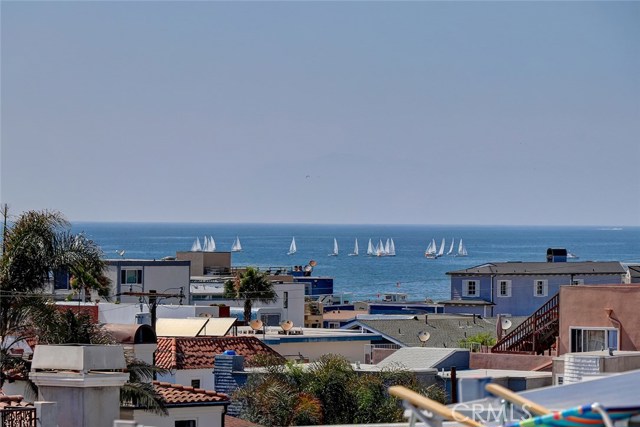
(559, 286), (640, 354)
(177, 252), (231, 275)
(134, 405), (225, 427)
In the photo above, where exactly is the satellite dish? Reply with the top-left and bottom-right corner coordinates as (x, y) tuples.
(501, 318), (513, 330)
(198, 312), (213, 318)
(249, 319), (263, 331)
(115, 249), (125, 258)
(280, 320), (294, 332)
(418, 331), (431, 343)
(309, 260), (317, 267)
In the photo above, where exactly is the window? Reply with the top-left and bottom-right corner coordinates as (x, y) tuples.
(175, 421), (196, 427)
(120, 268), (142, 285)
(497, 280), (511, 297)
(463, 280), (478, 297)
(534, 280), (548, 297)
(53, 268), (70, 290)
(571, 328), (618, 352)
(571, 278), (584, 285)
(283, 291), (289, 309)
(191, 379), (200, 388)
(328, 322), (340, 329)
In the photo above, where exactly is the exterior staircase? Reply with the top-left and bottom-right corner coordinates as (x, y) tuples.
(491, 293), (559, 355)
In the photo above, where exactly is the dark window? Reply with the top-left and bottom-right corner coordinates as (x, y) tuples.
(53, 268), (70, 290)
(175, 421), (196, 427)
(120, 269), (142, 285)
(191, 379), (200, 388)
(283, 291), (289, 309)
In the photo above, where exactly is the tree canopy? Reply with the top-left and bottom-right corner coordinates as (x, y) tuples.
(223, 267), (277, 324)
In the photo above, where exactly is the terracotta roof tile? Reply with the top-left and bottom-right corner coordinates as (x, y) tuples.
(155, 336), (283, 370)
(225, 415), (261, 427)
(0, 392), (33, 409)
(152, 381), (229, 406)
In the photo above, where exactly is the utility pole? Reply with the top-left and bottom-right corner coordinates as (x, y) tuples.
(1, 203), (8, 255)
(120, 288), (185, 333)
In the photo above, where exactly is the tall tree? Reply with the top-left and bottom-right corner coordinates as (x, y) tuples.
(0, 209), (109, 386)
(224, 267), (277, 324)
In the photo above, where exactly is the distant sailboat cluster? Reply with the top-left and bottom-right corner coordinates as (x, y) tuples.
(425, 238), (467, 258)
(366, 238), (396, 257)
(191, 236), (216, 252)
(190, 235), (242, 252)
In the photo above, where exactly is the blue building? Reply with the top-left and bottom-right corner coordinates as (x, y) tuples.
(445, 260), (626, 317)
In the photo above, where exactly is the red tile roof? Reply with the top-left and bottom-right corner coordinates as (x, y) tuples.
(225, 415), (260, 427)
(152, 381), (228, 406)
(0, 393), (33, 409)
(155, 336), (283, 370)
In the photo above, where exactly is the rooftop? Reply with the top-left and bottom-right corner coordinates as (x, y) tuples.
(155, 336), (283, 370)
(447, 261), (626, 276)
(152, 381), (228, 406)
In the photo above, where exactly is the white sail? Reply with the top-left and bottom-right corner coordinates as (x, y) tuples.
(447, 238), (455, 255)
(288, 237), (297, 255)
(349, 238), (359, 256)
(231, 236), (242, 252)
(376, 239), (385, 257)
(366, 239), (374, 256)
(203, 236), (210, 252)
(329, 238), (339, 256)
(425, 238), (437, 258)
(191, 237), (202, 252)
(384, 238), (391, 255)
(388, 238), (396, 256)
(437, 238), (445, 257)
(209, 236), (216, 252)
(458, 239), (468, 256)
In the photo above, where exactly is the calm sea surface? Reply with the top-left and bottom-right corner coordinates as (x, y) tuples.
(72, 223), (640, 302)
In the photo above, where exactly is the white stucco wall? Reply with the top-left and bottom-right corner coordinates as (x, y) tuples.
(134, 405), (225, 427)
(156, 368), (214, 391)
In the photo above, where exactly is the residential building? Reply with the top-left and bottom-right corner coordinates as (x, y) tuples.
(122, 381), (229, 427)
(155, 336), (283, 391)
(446, 260), (626, 316)
(105, 259), (191, 304)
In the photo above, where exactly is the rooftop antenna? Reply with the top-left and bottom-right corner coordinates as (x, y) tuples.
(418, 331), (431, 347)
(116, 249), (125, 258)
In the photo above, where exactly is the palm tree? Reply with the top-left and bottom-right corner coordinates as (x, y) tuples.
(224, 267), (277, 324)
(0, 209), (109, 386)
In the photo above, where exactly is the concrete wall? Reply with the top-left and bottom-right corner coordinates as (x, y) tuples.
(470, 353), (553, 370)
(559, 286), (640, 355)
(134, 405), (225, 427)
(37, 384), (121, 427)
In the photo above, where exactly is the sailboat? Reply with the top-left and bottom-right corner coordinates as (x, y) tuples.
(349, 239), (359, 256)
(287, 237), (297, 255)
(190, 237), (202, 252)
(329, 238), (339, 256)
(366, 239), (374, 256)
(447, 239), (455, 256)
(231, 236), (242, 252)
(437, 238), (445, 257)
(387, 238), (396, 256)
(457, 239), (468, 257)
(425, 239), (437, 258)
(376, 239), (385, 257)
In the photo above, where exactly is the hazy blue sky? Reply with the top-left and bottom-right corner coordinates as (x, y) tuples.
(2, 1), (638, 225)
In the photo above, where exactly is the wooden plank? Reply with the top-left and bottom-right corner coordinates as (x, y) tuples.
(389, 386), (485, 427)
(484, 383), (550, 416)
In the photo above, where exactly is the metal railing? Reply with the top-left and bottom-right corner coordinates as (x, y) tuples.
(1, 407), (36, 427)
(492, 293), (559, 354)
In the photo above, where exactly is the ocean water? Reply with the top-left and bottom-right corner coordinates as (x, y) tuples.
(72, 223), (640, 302)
